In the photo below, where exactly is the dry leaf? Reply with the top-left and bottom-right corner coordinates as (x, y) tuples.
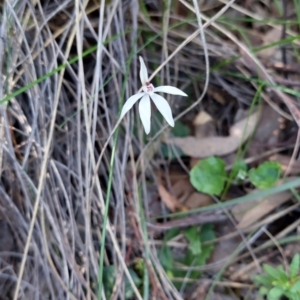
(170, 178), (213, 210)
(172, 178), (194, 203)
(231, 178), (295, 229)
(200, 83), (228, 105)
(208, 221), (242, 272)
(184, 192), (213, 209)
(190, 281), (234, 300)
(193, 111), (216, 139)
(167, 111), (260, 158)
(270, 154), (300, 175)
(167, 168), (189, 185)
(259, 28), (281, 58)
(252, 105), (281, 146)
(193, 111), (213, 126)
(234, 191), (291, 229)
(158, 184), (187, 213)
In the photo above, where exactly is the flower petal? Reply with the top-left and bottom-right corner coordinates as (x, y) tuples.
(139, 56), (148, 85)
(120, 93), (145, 119)
(139, 94), (151, 134)
(150, 93), (174, 127)
(153, 85), (187, 96)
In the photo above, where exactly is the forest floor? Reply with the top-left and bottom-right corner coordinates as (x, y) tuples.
(1, 1), (300, 299)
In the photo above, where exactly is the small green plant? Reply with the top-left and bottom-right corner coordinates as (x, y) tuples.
(159, 224), (215, 288)
(254, 254), (300, 300)
(248, 161), (281, 189)
(102, 265), (142, 299)
(190, 157), (281, 195)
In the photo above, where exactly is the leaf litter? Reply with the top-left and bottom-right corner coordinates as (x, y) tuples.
(3, 1), (300, 300)
(166, 110), (260, 158)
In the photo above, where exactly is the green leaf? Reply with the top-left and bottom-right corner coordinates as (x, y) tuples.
(135, 258), (144, 277)
(171, 121), (190, 137)
(290, 254), (300, 278)
(159, 245), (174, 271)
(164, 227), (180, 241)
(267, 286), (284, 300)
(125, 269), (142, 299)
(103, 266), (116, 298)
(287, 293), (300, 300)
(259, 286), (269, 296)
(160, 144), (184, 159)
(175, 224), (215, 281)
(198, 228), (215, 263)
(159, 227), (180, 280)
(290, 279), (300, 293)
(102, 266), (142, 299)
(200, 224), (216, 242)
(231, 160), (248, 180)
(248, 161), (281, 189)
(275, 265), (289, 282)
(263, 264), (286, 281)
(161, 121), (190, 159)
(184, 226), (201, 255)
(190, 156), (226, 195)
(254, 274), (274, 287)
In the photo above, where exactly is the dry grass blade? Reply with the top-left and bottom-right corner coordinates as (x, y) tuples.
(0, 0), (142, 299)
(2, 0), (300, 299)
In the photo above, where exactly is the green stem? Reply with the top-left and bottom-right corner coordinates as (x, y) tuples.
(97, 51), (135, 299)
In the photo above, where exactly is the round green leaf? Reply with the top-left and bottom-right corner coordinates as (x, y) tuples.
(190, 156), (226, 195)
(248, 161), (281, 189)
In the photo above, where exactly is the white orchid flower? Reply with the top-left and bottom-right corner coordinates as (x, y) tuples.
(120, 56), (187, 134)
